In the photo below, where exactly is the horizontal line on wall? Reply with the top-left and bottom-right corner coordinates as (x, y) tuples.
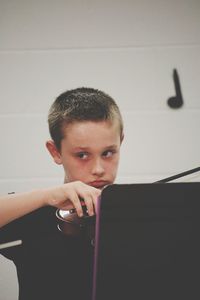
(0, 113), (46, 118)
(1, 109), (200, 118)
(2, 170), (200, 182)
(119, 167), (200, 176)
(122, 109), (200, 114)
(0, 43), (200, 53)
(0, 177), (63, 182)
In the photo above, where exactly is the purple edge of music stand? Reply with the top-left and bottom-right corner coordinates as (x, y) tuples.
(92, 194), (102, 300)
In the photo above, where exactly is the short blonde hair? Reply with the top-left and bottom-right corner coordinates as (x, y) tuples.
(48, 87), (123, 150)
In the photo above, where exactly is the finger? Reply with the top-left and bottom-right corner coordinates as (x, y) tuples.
(70, 192), (83, 217)
(84, 188), (101, 215)
(83, 195), (95, 216)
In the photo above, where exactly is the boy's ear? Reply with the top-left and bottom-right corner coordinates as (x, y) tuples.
(46, 140), (62, 165)
(120, 132), (124, 144)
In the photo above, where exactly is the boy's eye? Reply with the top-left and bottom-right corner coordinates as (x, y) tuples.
(76, 152), (89, 160)
(102, 150), (115, 158)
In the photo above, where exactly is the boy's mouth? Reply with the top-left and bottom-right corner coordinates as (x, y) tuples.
(89, 180), (109, 189)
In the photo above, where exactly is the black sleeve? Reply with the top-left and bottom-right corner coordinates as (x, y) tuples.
(0, 206), (57, 260)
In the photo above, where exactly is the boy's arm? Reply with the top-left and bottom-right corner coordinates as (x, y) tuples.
(0, 181), (101, 228)
(0, 190), (47, 228)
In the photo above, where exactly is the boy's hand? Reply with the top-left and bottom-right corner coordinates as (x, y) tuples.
(45, 181), (101, 217)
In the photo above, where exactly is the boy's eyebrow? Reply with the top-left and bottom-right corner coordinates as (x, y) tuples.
(73, 147), (90, 151)
(103, 144), (118, 149)
(73, 144), (118, 151)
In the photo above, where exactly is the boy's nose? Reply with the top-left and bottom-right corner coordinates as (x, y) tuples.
(91, 159), (105, 176)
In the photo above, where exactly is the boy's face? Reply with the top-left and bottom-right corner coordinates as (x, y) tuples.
(47, 120), (123, 189)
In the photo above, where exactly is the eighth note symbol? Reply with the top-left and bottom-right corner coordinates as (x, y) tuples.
(167, 69), (184, 109)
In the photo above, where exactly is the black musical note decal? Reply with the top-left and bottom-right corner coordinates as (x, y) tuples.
(167, 68), (184, 109)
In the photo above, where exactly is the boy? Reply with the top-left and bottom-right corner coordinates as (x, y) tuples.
(0, 87), (124, 300)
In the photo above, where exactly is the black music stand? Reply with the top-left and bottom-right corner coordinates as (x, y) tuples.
(92, 183), (200, 300)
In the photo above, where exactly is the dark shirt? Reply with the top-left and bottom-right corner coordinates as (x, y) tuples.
(0, 206), (94, 300)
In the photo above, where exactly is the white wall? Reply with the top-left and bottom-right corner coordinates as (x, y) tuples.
(0, 1), (200, 299)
